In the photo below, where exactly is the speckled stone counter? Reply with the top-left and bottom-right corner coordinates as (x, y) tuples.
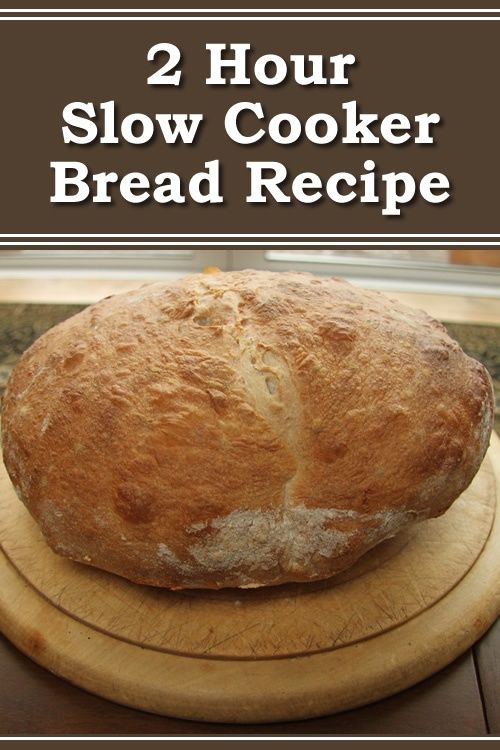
(0, 303), (498, 432)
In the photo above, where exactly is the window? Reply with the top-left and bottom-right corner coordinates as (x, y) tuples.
(231, 250), (500, 296)
(0, 248), (499, 296)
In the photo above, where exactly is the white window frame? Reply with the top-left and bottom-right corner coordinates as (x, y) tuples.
(0, 249), (230, 277)
(0, 248), (499, 297)
(231, 250), (500, 297)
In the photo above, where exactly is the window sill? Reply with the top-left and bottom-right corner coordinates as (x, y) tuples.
(0, 273), (498, 326)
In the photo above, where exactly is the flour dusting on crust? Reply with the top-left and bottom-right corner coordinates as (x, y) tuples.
(156, 504), (416, 587)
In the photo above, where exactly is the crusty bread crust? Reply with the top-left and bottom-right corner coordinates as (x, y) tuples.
(1, 271), (494, 589)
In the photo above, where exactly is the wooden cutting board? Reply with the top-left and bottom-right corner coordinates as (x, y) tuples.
(0, 434), (499, 724)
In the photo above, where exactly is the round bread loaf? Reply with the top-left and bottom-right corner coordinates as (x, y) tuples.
(1, 271), (494, 589)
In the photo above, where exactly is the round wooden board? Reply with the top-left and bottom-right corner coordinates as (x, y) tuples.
(1, 435), (500, 724)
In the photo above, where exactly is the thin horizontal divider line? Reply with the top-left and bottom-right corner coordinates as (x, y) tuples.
(2, 12), (497, 15)
(6, 8), (500, 12)
(2, 17), (500, 21)
(2, 10), (499, 15)
(2, 234), (500, 238)
(3, 242), (500, 247)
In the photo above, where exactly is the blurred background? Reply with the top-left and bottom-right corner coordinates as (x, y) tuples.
(0, 248), (499, 300)
(0, 248), (498, 430)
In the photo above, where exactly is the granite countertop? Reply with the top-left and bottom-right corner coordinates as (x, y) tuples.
(0, 304), (498, 433)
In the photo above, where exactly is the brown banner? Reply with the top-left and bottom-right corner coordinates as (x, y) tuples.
(0, 16), (498, 236)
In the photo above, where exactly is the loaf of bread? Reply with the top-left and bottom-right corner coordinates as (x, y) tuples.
(2, 271), (494, 589)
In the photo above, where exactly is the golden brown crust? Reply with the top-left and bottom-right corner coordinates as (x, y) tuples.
(1, 271), (494, 588)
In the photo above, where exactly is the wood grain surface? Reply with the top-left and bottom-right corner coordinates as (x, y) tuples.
(0, 632), (488, 736)
(475, 617), (500, 734)
(0, 436), (499, 724)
